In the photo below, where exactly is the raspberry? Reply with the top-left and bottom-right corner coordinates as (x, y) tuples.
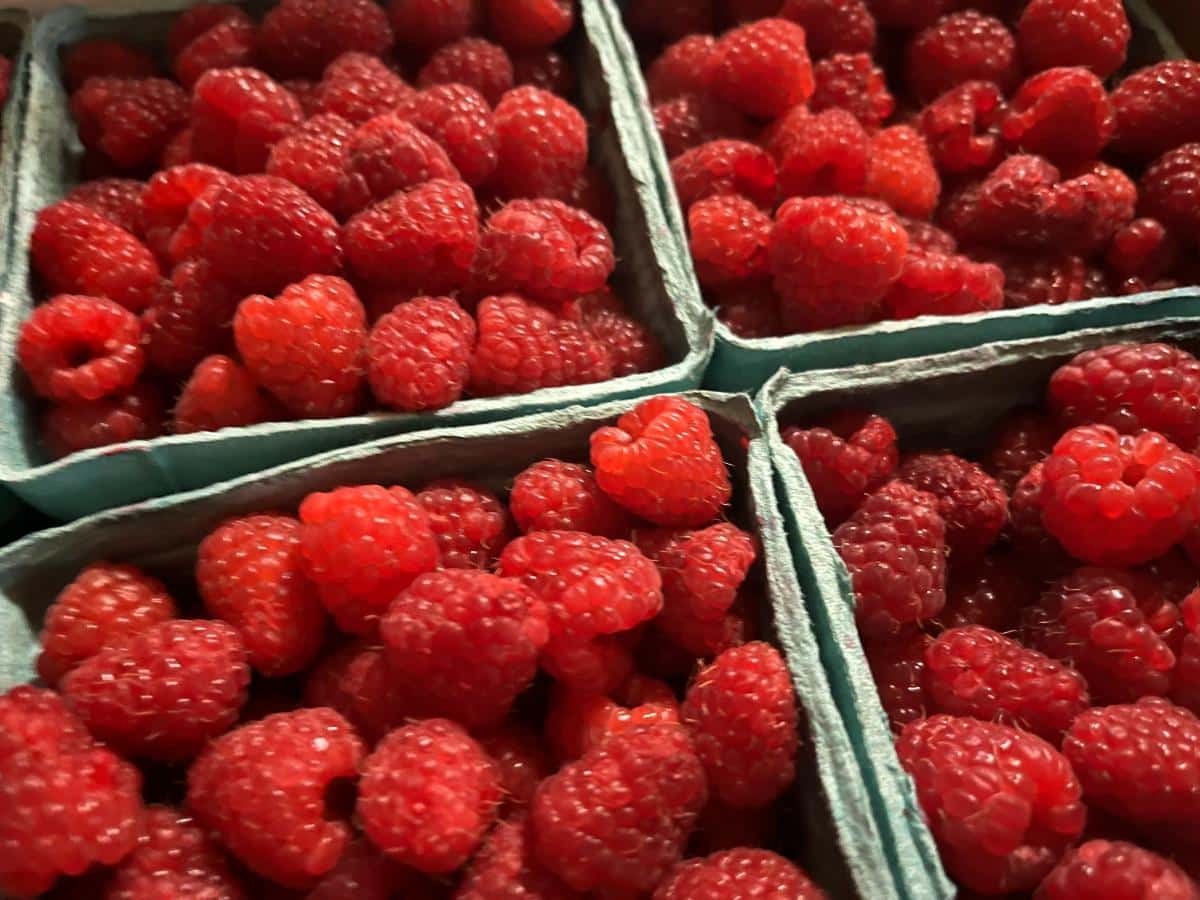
(711, 19), (813, 120)
(1111, 61), (1200, 162)
(563, 289), (664, 377)
(538, 632), (639, 696)
(265, 114), (353, 217)
(105, 806), (245, 900)
(335, 114), (459, 217)
(306, 840), (418, 900)
(903, 219), (958, 255)
(638, 523), (756, 629)
(653, 94), (754, 160)
(31, 202), (161, 312)
(779, 0), (875, 59)
(255, 0), (393, 80)
(64, 179), (144, 234)
(487, 0), (573, 51)
(626, 0), (714, 42)
(36, 563), (175, 686)
(1017, 0), (1129, 79)
(170, 6), (255, 90)
(187, 708), (365, 887)
(18, 295), (144, 403)
(299, 485), (439, 634)
(418, 37), (513, 106)
(987, 251), (1095, 308)
(0, 688), (143, 897)
(71, 77), (188, 170)
(713, 282), (784, 338)
(687, 194), (771, 288)
(905, 12), (1020, 104)
(863, 126), (942, 220)
(919, 80), (1005, 176)
(191, 67), (304, 173)
(416, 480), (512, 569)
(468, 294), (613, 396)
(591, 396), (732, 528)
(168, 4), (248, 56)
(864, 0), (953, 29)
(510, 460), (634, 537)
(456, 815), (576, 898)
(1009, 462), (1075, 573)
(865, 627), (930, 729)
(1108, 218), (1180, 284)
(303, 642), (411, 742)
(480, 726), (551, 811)
(358, 719), (500, 872)
(769, 196), (908, 331)
(64, 39), (156, 90)
(490, 86), (587, 200)
(655, 849), (825, 899)
(985, 408), (1058, 492)
(513, 49), (573, 95)
(388, 0), (479, 51)
(898, 715), (1085, 894)
(40, 384), (166, 459)
(315, 53), (412, 126)
(364, 296), (472, 411)
(671, 139), (777, 210)
(344, 178), (478, 294)
(1002, 67), (1113, 167)
(174, 354), (279, 434)
(532, 723), (706, 892)
(394, 84), (497, 187)
(647, 35), (717, 102)
(809, 53), (894, 130)
(883, 249), (1004, 320)
(943, 553), (1034, 633)
(898, 453), (1007, 559)
(782, 412), (899, 525)
(1037, 840), (1200, 900)
(768, 107), (869, 201)
(546, 677), (680, 760)
(142, 262), (236, 378)
(1141, 144), (1200, 250)
(138, 163), (232, 267)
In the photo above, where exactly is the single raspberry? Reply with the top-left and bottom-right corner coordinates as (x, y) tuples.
(468, 294), (613, 397)
(63, 39), (156, 90)
(265, 116), (353, 219)
(142, 262), (236, 379)
(782, 411), (899, 525)
(546, 677), (680, 761)
(305, 840), (419, 900)
(104, 806), (245, 900)
(456, 815), (578, 899)
(670, 139), (777, 210)
(779, 0), (875, 59)
(711, 18), (813, 120)
(653, 94), (754, 160)
(865, 628), (930, 729)
(170, 6), (255, 90)
(358, 719), (500, 872)
(31, 201), (161, 312)
(1108, 218), (1180, 285)
(138, 163), (232, 267)
(647, 35), (717, 102)
(1111, 61), (1200, 162)
(1002, 67), (1113, 167)
(903, 218), (959, 255)
(638, 523), (756, 625)
(393, 84), (497, 187)
(255, 0), (393, 80)
(984, 251), (1094, 308)
(64, 179), (144, 234)
(299, 484), (439, 634)
(510, 460), (634, 537)
(1141, 144), (1200, 250)
(1037, 839), (1200, 900)
(768, 107), (869, 201)
(388, 0), (478, 51)
(655, 849), (825, 899)
(418, 37), (513, 106)
(864, 0), (953, 28)
(769, 196), (909, 332)
(40, 383), (166, 459)
(919, 80), (1005, 176)
(344, 178), (478, 294)
(532, 723), (706, 892)
(563, 289), (665, 378)
(905, 12), (1020, 104)
(882, 250), (1004, 320)
(538, 632), (639, 696)
(713, 282), (783, 338)
(1017, 0), (1129, 79)
(898, 715), (1085, 894)
(863, 126), (942, 220)
(513, 49), (573, 95)
(365, 296), (473, 412)
(687, 194), (771, 288)
(416, 479), (512, 569)
(302, 642), (412, 742)
(335, 114), (459, 217)
(626, 0), (714, 42)
(487, 0), (574, 51)
(810, 52), (894, 129)
(655, 596), (755, 660)
(942, 553), (1034, 633)
(985, 408), (1058, 492)
(168, 4), (245, 57)
(18, 295), (143, 403)
(490, 86), (587, 200)
(0, 688), (143, 897)
(71, 77), (188, 170)
(591, 396), (732, 528)
(315, 53), (412, 126)
(480, 726), (551, 811)
(1009, 462), (1076, 572)
(174, 354), (279, 434)
(187, 708), (365, 887)
(191, 67), (304, 173)
(898, 452), (1008, 559)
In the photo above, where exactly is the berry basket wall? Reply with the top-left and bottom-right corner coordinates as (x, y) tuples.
(3, 390), (902, 898)
(597, 0), (1200, 393)
(760, 316), (1200, 900)
(0, 0), (713, 522)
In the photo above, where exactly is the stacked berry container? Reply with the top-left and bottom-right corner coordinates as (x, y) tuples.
(0, 0), (712, 521)
(0, 392), (907, 897)
(608, 0), (1200, 391)
(765, 319), (1200, 897)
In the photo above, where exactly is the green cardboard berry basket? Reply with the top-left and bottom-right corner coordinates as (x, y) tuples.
(3, 390), (903, 898)
(595, 0), (1200, 393)
(0, 0), (713, 522)
(759, 316), (1200, 899)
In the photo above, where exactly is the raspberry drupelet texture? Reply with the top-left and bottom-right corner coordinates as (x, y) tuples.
(591, 396), (732, 528)
(1002, 67), (1114, 167)
(174, 354), (280, 434)
(393, 84), (497, 187)
(366, 295), (474, 412)
(865, 627), (930, 730)
(169, 5), (255, 90)
(904, 11), (1020, 104)
(653, 94), (755, 160)
(546, 677), (680, 761)
(307, 840), (431, 900)
(1108, 218), (1180, 286)
(638, 523), (756, 631)
(833, 480), (947, 639)
(671, 139), (778, 210)
(64, 39), (157, 90)
(0, 687), (143, 898)
(1141, 143), (1200, 250)
(71, 77), (189, 171)
(864, 125), (941, 221)
(513, 50), (572, 95)
(1036, 839), (1200, 900)
(302, 642), (411, 742)
(138, 163), (231, 267)
(143, 260), (239, 379)
(713, 282), (783, 339)
(985, 409), (1058, 493)
(190, 67), (304, 174)
(197, 514), (326, 677)
(647, 35), (717, 102)
(1111, 61), (1200, 162)
(779, 0), (876, 60)
(488, 0), (574, 51)
(989, 251), (1102, 309)
(41, 384), (167, 459)
(810, 52), (895, 129)
(480, 726), (551, 811)
(418, 37), (513, 106)
(531, 723), (707, 893)
(315, 53), (412, 126)
(335, 114), (459, 218)
(64, 179), (144, 234)
(711, 18), (813, 120)
(299, 484), (439, 635)
(491, 86), (586, 200)
(357, 718), (501, 873)
(655, 849), (827, 900)
(254, 0), (393, 80)
(688, 194), (772, 288)
(1017, 0), (1130, 79)
(388, 0), (477, 51)
(510, 459), (634, 538)
(187, 708), (365, 887)
(898, 452), (1008, 559)
(767, 107), (870, 201)
(416, 479), (512, 569)
(919, 80), (1005, 176)
(882, 250), (1004, 320)
(564, 289), (664, 378)
(456, 814), (578, 899)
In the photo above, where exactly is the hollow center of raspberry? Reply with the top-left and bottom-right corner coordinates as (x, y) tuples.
(324, 776), (358, 823)
(65, 344), (96, 368)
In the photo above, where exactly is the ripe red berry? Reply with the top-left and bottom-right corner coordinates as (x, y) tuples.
(335, 114), (459, 218)
(64, 178), (144, 234)
(711, 18), (814, 120)
(865, 627), (930, 730)
(1036, 840), (1200, 900)
(315, 53), (412, 126)
(919, 80), (1005, 176)
(170, 5), (255, 90)
(418, 37), (513, 106)
(105, 806), (246, 899)
(491, 86), (587, 200)
(1111, 61), (1200, 162)
(138, 163), (232, 267)
(71, 76), (188, 170)
(174, 354), (280, 434)
(255, 0), (393, 80)
(1017, 0), (1130, 79)
(904, 11), (1019, 104)
(488, 0), (573, 51)
(190, 67), (304, 174)
(655, 849), (826, 899)
(1002, 67), (1114, 167)
(456, 814), (577, 899)
(40, 384), (166, 459)
(415, 479), (513, 570)
(811, 52), (895, 129)
(1141, 143), (1200, 252)
(779, 0), (876, 59)
(479, 726), (551, 811)
(64, 38), (157, 90)
(671, 139), (778, 211)
(882, 250), (1004, 320)
(546, 677), (680, 761)
(394, 84), (497, 187)
(302, 642), (412, 743)
(864, 125), (941, 220)
(388, 0), (478, 51)
(653, 94), (755, 160)
(688, 194), (772, 289)
(510, 459), (634, 537)
(985, 408), (1058, 493)
(1107, 218), (1180, 285)
(768, 107), (870, 201)
(647, 35), (717, 102)
(899, 452), (1008, 560)
(367, 295), (474, 412)
(563, 289), (664, 378)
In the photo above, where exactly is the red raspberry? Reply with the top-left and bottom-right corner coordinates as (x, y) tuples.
(358, 719), (501, 872)
(418, 37), (513, 106)
(1009, 462), (1076, 573)
(393, 85), (496, 188)
(563, 289), (664, 377)
(468, 294), (613, 396)
(687, 194), (771, 289)
(1002, 67), (1114, 167)
(479, 726), (551, 810)
(487, 0), (573, 51)
(591, 396), (732, 528)
(191, 68), (304, 173)
(864, 0), (953, 28)
(265, 114), (353, 217)
(653, 94), (754, 160)
(40, 383), (166, 459)
(510, 459), (634, 537)
(255, 0), (393, 80)
(531, 723), (706, 892)
(456, 815), (578, 899)
(64, 179), (144, 234)
(388, 0), (478, 51)
(31, 202), (160, 312)
(883, 249), (1004, 320)
(344, 178), (479, 294)
(513, 49), (573, 95)
(1174, 590), (1200, 714)
(865, 627), (930, 730)
(903, 219), (958, 255)
(167, 4), (246, 57)
(105, 806), (245, 900)
(142, 261), (236, 378)
(1141, 144), (1200, 251)
(898, 715), (1085, 894)
(490, 86), (587, 200)
(305, 840), (422, 900)
(1111, 61), (1200, 162)
(905, 11), (1020, 104)
(810, 52), (894, 129)
(546, 677), (680, 760)
(537, 632), (639, 697)
(1064, 698), (1200, 827)
(898, 452), (1007, 559)
(833, 481), (947, 638)
(303, 642), (412, 742)
(768, 107), (869, 201)
(18, 295), (143, 404)
(366, 296), (473, 412)
(0, 688), (143, 897)
(864, 125), (941, 220)
(187, 708), (365, 887)
(138, 164), (231, 267)
(1037, 839), (1200, 900)
(174, 354), (279, 434)
(170, 6), (255, 90)
(986, 250), (1097, 308)
(197, 514), (326, 677)
(985, 408), (1058, 492)
(63, 39), (156, 90)
(335, 114), (459, 217)
(711, 18), (813, 120)
(416, 479), (512, 569)
(1108, 218), (1180, 285)
(713, 282), (784, 338)
(315, 53), (412, 126)
(943, 553), (1034, 633)
(671, 139), (777, 210)
(655, 849), (825, 899)
(71, 77), (188, 170)
(299, 485), (439, 635)
(919, 80), (1005, 176)
(769, 196), (908, 332)
(1017, 0), (1129, 79)
(779, 0), (875, 59)
(647, 35), (717, 102)
(626, 0), (714, 42)
(638, 523), (756, 625)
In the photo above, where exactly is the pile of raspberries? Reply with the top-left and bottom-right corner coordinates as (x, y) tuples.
(0, 396), (824, 899)
(15, 0), (666, 461)
(786, 341), (1200, 896)
(632, 0), (1200, 338)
